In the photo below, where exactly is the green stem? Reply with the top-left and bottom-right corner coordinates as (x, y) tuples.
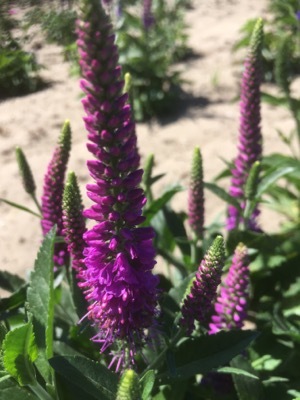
(29, 382), (54, 400)
(157, 248), (187, 277)
(142, 328), (185, 375)
(31, 193), (42, 215)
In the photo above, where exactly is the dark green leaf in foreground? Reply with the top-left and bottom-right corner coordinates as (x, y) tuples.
(2, 322), (38, 386)
(256, 164), (299, 198)
(27, 227), (56, 383)
(0, 285), (28, 312)
(158, 330), (259, 381)
(49, 355), (118, 400)
(231, 355), (264, 400)
(0, 376), (37, 400)
(0, 271), (26, 293)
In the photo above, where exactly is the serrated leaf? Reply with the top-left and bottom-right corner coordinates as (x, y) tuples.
(27, 227), (56, 383)
(0, 376), (37, 399)
(158, 330), (259, 382)
(140, 370), (155, 400)
(231, 355), (264, 400)
(204, 182), (242, 210)
(49, 355), (118, 400)
(2, 322), (38, 386)
(0, 271), (26, 292)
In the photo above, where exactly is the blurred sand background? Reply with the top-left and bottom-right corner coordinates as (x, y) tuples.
(0, 0), (294, 279)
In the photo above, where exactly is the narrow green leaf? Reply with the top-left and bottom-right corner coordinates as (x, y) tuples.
(0, 376), (37, 399)
(27, 227), (56, 383)
(2, 322), (38, 386)
(217, 366), (259, 379)
(0, 285), (28, 312)
(143, 186), (183, 224)
(0, 271), (25, 292)
(231, 355), (264, 400)
(140, 370), (155, 400)
(49, 355), (118, 400)
(158, 330), (259, 382)
(0, 199), (41, 218)
(256, 165), (298, 198)
(204, 182), (241, 210)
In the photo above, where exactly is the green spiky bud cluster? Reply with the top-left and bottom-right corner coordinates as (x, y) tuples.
(249, 18), (264, 57)
(116, 369), (141, 400)
(15, 147), (36, 195)
(180, 235), (225, 334)
(62, 172), (86, 274)
(245, 161), (260, 201)
(188, 147), (204, 239)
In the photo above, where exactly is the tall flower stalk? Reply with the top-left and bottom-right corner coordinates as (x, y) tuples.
(227, 18), (263, 231)
(41, 120), (71, 267)
(76, 0), (158, 370)
(180, 236), (225, 334)
(209, 243), (250, 334)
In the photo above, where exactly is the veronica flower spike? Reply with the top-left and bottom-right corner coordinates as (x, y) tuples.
(180, 235), (225, 334)
(209, 243), (250, 334)
(188, 147), (205, 240)
(41, 120), (71, 267)
(77, 0), (158, 370)
(227, 18), (263, 231)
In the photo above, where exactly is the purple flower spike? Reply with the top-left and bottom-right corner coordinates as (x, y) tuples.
(188, 147), (205, 239)
(143, 0), (155, 30)
(180, 236), (225, 334)
(41, 120), (71, 267)
(209, 243), (250, 334)
(227, 18), (263, 231)
(77, 0), (158, 370)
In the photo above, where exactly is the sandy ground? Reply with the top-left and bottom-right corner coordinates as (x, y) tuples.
(0, 0), (294, 280)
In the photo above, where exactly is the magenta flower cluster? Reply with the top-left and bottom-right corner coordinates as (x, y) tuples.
(227, 19), (263, 231)
(209, 243), (250, 334)
(41, 121), (71, 267)
(76, 0), (158, 370)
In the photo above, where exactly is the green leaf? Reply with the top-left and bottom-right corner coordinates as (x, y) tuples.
(2, 322), (38, 386)
(143, 186), (183, 225)
(256, 165), (298, 198)
(140, 370), (155, 400)
(0, 198), (41, 218)
(0, 376), (37, 399)
(231, 355), (264, 400)
(27, 227), (56, 383)
(261, 92), (289, 107)
(217, 366), (259, 379)
(0, 271), (25, 292)
(49, 355), (118, 400)
(158, 330), (259, 382)
(204, 182), (242, 210)
(0, 285), (28, 312)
